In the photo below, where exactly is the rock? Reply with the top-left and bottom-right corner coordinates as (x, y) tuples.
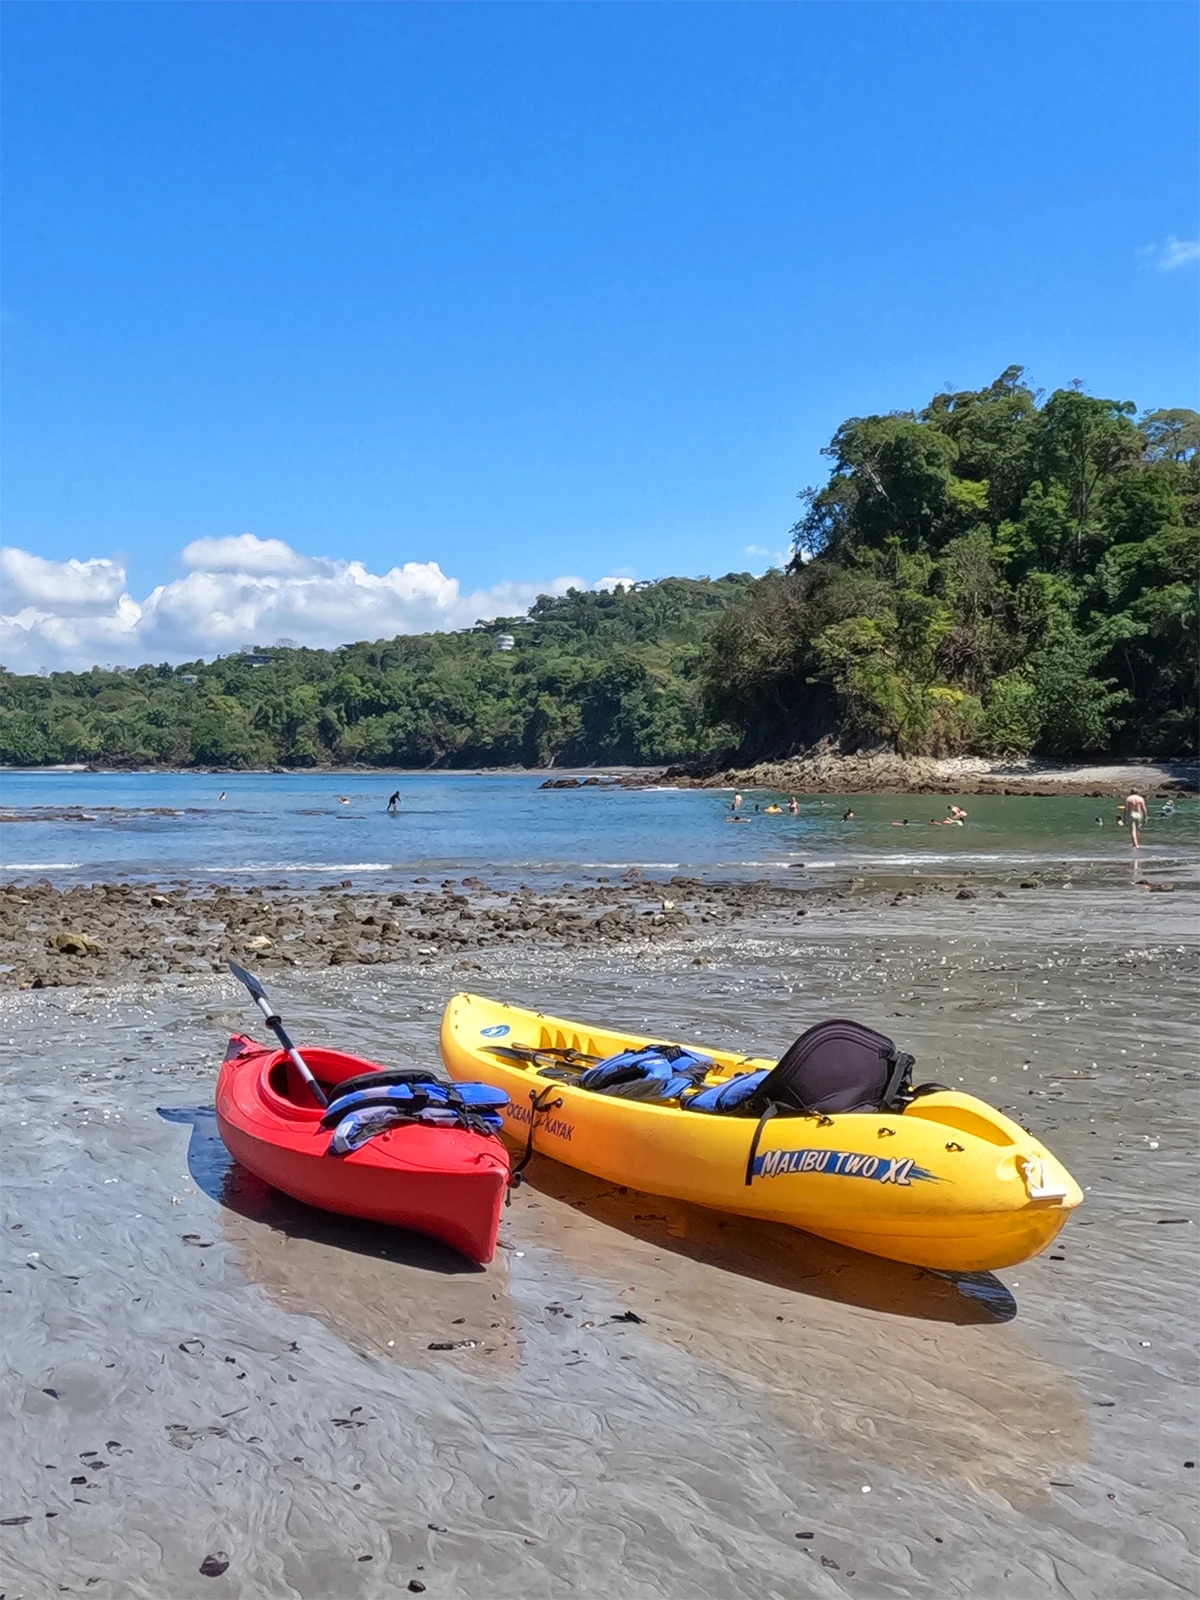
(199, 1552), (230, 1578)
(149, 894), (170, 908)
(244, 935), (273, 952)
(1019, 881), (1040, 890)
(50, 931), (94, 956)
(955, 889), (977, 900)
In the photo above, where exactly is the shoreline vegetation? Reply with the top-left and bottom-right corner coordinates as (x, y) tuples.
(3, 371), (1196, 775)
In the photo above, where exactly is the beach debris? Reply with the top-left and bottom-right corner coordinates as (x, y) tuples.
(428, 1522), (448, 1533)
(794, 1531), (814, 1539)
(199, 1552), (230, 1578)
(177, 1337), (205, 1355)
(41, 1388), (59, 1399)
(427, 1339), (479, 1351)
(408, 1583), (426, 1594)
(166, 1424), (228, 1450)
(609, 1311), (645, 1323)
(821, 1555), (840, 1568)
(0, 1515), (32, 1525)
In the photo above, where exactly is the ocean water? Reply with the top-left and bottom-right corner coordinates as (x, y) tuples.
(2, 769), (1196, 888)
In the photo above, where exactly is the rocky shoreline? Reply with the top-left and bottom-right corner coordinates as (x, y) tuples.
(0, 867), (1105, 990)
(621, 753), (1200, 799)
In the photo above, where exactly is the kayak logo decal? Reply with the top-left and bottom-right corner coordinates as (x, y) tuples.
(507, 1100), (574, 1142)
(480, 1024), (510, 1037)
(753, 1148), (940, 1184)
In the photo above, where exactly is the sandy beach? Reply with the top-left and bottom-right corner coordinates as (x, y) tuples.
(1, 854), (1197, 1600)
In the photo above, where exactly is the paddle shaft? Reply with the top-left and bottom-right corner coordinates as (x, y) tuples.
(229, 962), (328, 1108)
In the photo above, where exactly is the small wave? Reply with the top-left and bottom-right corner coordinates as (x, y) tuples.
(576, 861), (682, 870)
(2, 862), (84, 870)
(199, 862), (395, 874)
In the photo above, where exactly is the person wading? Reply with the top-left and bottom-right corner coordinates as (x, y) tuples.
(1123, 791), (1148, 847)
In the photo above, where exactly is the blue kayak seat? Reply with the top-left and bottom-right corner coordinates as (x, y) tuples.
(576, 1045), (713, 1103)
(681, 1069), (771, 1113)
(322, 1079), (509, 1154)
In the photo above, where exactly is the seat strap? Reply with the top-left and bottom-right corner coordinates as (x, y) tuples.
(881, 1049), (916, 1110)
(744, 1102), (779, 1186)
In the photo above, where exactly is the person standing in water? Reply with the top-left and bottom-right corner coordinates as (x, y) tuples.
(787, 796), (799, 815)
(386, 791), (401, 813)
(1124, 791), (1148, 847)
(731, 792), (743, 813)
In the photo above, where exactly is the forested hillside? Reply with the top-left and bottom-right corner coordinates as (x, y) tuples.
(0, 577), (753, 768)
(705, 370), (1198, 758)
(2, 369), (1196, 769)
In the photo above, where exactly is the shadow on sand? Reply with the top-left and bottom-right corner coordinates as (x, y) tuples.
(515, 1154), (1018, 1325)
(158, 1106), (1016, 1324)
(158, 1104), (484, 1275)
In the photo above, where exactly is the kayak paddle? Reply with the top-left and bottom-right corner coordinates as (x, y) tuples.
(228, 960), (328, 1108)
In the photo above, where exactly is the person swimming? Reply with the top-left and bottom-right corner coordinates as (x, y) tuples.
(1161, 799), (1176, 817)
(842, 809), (853, 821)
(218, 791), (226, 801)
(763, 803), (782, 814)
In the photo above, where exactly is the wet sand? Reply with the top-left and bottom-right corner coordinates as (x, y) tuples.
(1, 879), (1197, 1598)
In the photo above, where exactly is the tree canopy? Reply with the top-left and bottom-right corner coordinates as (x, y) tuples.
(0, 577), (753, 768)
(2, 370), (1195, 769)
(705, 370), (1198, 758)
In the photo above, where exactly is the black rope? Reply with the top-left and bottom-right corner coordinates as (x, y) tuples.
(514, 1085), (564, 1177)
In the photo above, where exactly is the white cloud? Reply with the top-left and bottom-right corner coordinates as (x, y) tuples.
(0, 535), (599, 673)
(1140, 236), (1200, 271)
(0, 548), (127, 614)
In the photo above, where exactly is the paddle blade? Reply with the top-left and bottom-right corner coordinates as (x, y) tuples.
(228, 960), (268, 1003)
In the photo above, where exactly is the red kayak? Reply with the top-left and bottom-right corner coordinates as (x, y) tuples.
(215, 1034), (511, 1263)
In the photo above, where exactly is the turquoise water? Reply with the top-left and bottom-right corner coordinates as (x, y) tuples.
(2, 770), (1196, 887)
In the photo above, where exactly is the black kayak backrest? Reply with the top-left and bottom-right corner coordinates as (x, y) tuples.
(748, 1019), (915, 1116)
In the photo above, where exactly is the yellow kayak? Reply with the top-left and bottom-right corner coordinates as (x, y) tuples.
(439, 993), (1082, 1273)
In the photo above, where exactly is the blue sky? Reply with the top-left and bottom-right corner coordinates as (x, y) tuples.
(1, 2), (1197, 668)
